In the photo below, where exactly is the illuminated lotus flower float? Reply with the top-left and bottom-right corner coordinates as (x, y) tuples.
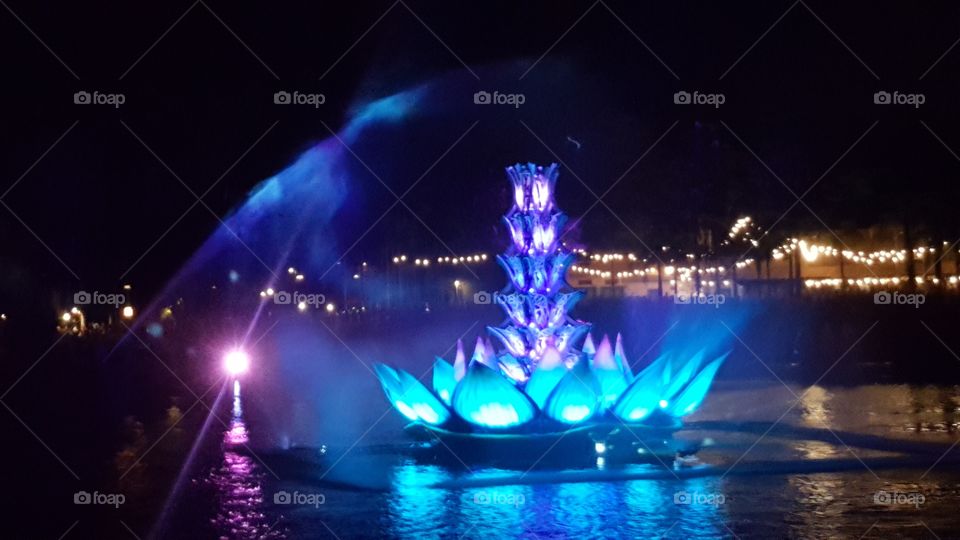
(375, 163), (728, 435)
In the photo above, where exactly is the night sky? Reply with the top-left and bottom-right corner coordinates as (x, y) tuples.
(2, 1), (959, 303)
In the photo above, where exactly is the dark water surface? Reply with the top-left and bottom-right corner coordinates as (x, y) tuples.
(161, 381), (960, 539)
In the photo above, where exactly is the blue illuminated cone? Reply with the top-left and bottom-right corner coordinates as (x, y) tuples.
(488, 163), (590, 376)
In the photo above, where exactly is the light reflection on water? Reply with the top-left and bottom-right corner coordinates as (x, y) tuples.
(235, 384), (960, 538)
(205, 382), (284, 540)
(383, 460), (731, 538)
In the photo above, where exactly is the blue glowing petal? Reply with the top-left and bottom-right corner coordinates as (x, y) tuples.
(546, 251), (574, 292)
(526, 294), (550, 327)
(487, 325), (527, 358)
(497, 353), (528, 384)
(614, 333), (633, 380)
(612, 354), (670, 422)
(634, 352), (669, 380)
(454, 339), (467, 381)
(591, 335), (629, 408)
(374, 363), (418, 422)
(523, 346), (566, 409)
(374, 363), (401, 391)
(496, 292), (528, 327)
(471, 336), (496, 368)
(526, 326), (553, 359)
(497, 255), (526, 290)
(524, 255), (548, 291)
(582, 333), (596, 355)
(543, 355), (601, 424)
(548, 291), (583, 327)
(392, 368), (451, 425)
(666, 354), (728, 418)
(663, 350), (705, 400)
(484, 338), (496, 361)
(432, 357), (456, 406)
(661, 356), (674, 387)
(554, 323), (590, 354)
(503, 215), (528, 252)
(452, 362), (536, 428)
(374, 363), (451, 426)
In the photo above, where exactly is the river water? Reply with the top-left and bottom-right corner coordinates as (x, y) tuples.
(163, 380), (960, 539)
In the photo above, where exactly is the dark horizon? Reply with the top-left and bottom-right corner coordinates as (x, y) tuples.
(2, 1), (959, 304)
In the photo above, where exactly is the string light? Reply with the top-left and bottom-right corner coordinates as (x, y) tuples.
(393, 254), (488, 265)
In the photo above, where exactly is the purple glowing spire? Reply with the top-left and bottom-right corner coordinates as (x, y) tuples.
(487, 163), (590, 379)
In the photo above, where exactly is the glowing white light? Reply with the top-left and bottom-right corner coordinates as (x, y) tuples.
(61, 312), (71, 322)
(594, 442), (606, 454)
(560, 405), (591, 422)
(295, 274), (305, 281)
(297, 301), (307, 312)
(658, 399), (668, 409)
(224, 349), (250, 376)
(469, 403), (520, 427)
(394, 401), (418, 421)
(325, 303), (335, 313)
(121, 306), (135, 319)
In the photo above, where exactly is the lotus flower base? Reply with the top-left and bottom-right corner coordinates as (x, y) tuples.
(404, 421), (702, 467)
(374, 163), (729, 454)
(375, 340), (727, 437)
